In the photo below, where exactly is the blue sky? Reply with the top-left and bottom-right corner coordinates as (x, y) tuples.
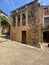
(0, 0), (49, 17)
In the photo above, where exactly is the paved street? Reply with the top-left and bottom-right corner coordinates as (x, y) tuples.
(0, 37), (49, 65)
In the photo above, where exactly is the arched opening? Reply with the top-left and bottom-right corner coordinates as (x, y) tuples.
(43, 31), (49, 42)
(1, 20), (10, 38)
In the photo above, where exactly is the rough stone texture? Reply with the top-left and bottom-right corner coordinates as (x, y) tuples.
(31, 1), (40, 47)
(10, 0), (49, 47)
(10, 1), (40, 47)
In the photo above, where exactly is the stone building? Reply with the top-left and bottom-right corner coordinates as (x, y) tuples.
(0, 10), (10, 36)
(10, 0), (49, 47)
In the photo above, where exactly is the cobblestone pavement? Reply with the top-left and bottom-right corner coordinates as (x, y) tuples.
(0, 37), (49, 65)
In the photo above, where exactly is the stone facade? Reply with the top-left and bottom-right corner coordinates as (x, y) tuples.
(10, 0), (49, 47)
(0, 10), (10, 35)
(39, 6), (49, 43)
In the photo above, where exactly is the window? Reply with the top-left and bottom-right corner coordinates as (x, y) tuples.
(22, 13), (26, 25)
(28, 10), (33, 24)
(31, 11), (33, 17)
(13, 16), (16, 27)
(28, 11), (31, 18)
(28, 10), (33, 18)
(22, 13), (26, 20)
(44, 8), (48, 13)
(17, 15), (20, 26)
(44, 17), (49, 27)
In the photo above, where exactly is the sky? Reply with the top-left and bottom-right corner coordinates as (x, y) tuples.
(0, 0), (49, 17)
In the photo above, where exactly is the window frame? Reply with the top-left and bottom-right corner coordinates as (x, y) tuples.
(28, 10), (33, 19)
(22, 13), (26, 26)
(13, 15), (16, 27)
(43, 16), (49, 28)
(44, 8), (48, 13)
(17, 15), (20, 26)
(22, 13), (26, 20)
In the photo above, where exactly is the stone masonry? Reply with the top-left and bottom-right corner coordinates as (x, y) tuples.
(10, 0), (49, 47)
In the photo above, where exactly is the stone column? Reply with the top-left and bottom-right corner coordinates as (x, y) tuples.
(16, 16), (18, 27)
(20, 13), (22, 27)
(10, 16), (13, 29)
(25, 10), (28, 26)
(10, 16), (14, 38)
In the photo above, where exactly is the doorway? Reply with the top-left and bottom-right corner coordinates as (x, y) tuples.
(43, 31), (49, 42)
(22, 31), (26, 44)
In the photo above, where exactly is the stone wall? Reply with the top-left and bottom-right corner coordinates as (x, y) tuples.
(10, 0), (49, 47)
(10, 0), (41, 47)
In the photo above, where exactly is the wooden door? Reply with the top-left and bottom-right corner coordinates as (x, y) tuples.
(22, 31), (26, 44)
